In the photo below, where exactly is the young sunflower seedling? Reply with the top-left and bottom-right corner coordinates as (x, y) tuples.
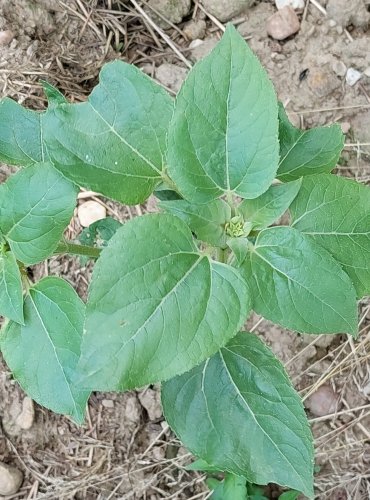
(0, 24), (368, 498)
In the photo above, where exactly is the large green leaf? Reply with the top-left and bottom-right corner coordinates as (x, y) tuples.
(0, 162), (77, 265)
(277, 104), (344, 181)
(0, 98), (44, 166)
(241, 226), (357, 335)
(159, 199), (231, 247)
(167, 24), (279, 203)
(78, 213), (250, 390)
(43, 61), (173, 204)
(291, 174), (370, 298)
(0, 277), (89, 423)
(0, 251), (24, 323)
(238, 179), (302, 230)
(162, 332), (314, 497)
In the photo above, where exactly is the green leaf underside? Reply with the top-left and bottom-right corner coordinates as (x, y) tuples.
(277, 104), (344, 181)
(207, 473), (248, 500)
(159, 199), (231, 247)
(227, 237), (250, 266)
(291, 174), (370, 298)
(0, 162), (77, 265)
(43, 61), (173, 204)
(238, 179), (302, 230)
(0, 251), (24, 323)
(162, 332), (314, 497)
(78, 217), (122, 249)
(79, 213), (250, 391)
(167, 24), (279, 203)
(0, 277), (89, 423)
(0, 98), (44, 166)
(241, 226), (357, 335)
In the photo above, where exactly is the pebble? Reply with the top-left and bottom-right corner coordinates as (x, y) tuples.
(146, 0), (191, 28)
(0, 463), (23, 496)
(183, 19), (206, 41)
(332, 60), (347, 77)
(102, 399), (114, 409)
(305, 384), (339, 417)
(156, 63), (188, 93)
(346, 67), (362, 86)
(189, 37), (218, 62)
(77, 200), (106, 228)
(15, 397), (35, 430)
(266, 6), (300, 41)
(0, 30), (14, 46)
(275, 0), (304, 10)
(341, 122), (351, 134)
(364, 67), (370, 78)
(138, 388), (162, 421)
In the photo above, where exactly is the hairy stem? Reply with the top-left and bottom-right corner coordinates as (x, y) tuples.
(55, 240), (101, 259)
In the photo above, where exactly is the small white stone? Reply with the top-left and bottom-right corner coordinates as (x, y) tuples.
(346, 67), (362, 86)
(102, 399), (114, 408)
(15, 397), (35, 430)
(328, 19), (337, 27)
(0, 30), (14, 46)
(364, 67), (370, 77)
(77, 200), (106, 228)
(189, 38), (203, 49)
(0, 463), (23, 496)
(332, 60), (347, 77)
(341, 122), (351, 134)
(275, 0), (304, 10)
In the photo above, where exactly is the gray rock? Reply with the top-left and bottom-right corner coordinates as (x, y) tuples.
(183, 19), (207, 40)
(201, 0), (254, 23)
(189, 37), (218, 62)
(138, 388), (162, 421)
(305, 385), (340, 417)
(266, 6), (300, 40)
(0, 463), (23, 496)
(346, 67), (362, 86)
(146, 0), (191, 28)
(332, 60), (347, 77)
(326, 0), (370, 29)
(275, 0), (304, 9)
(15, 397), (34, 430)
(156, 63), (188, 92)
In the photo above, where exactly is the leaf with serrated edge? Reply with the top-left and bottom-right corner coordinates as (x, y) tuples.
(162, 332), (314, 498)
(167, 24), (279, 203)
(0, 251), (24, 323)
(277, 104), (344, 181)
(0, 162), (77, 265)
(159, 199), (231, 247)
(240, 226), (357, 335)
(0, 277), (89, 424)
(238, 179), (302, 230)
(291, 174), (370, 298)
(0, 98), (44, 166)
(78, 213), (250, 390)
(43, 61), (173, 204)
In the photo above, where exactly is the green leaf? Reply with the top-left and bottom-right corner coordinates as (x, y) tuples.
(277, 104), (344, 181)
(240, 226), (357, 335)
(0, 277), (89, 423)
(0, 251), (24, 323)
(208, 473), (248, 500)
(227, 237), (249, 266)
(0, 162), (77, 265)
(238, 179), (302, 230)
(167, 24), (279, 203)
(0, 97), (44, 165)
(291, 174), (370, 298)
(162, 332), (314, 497)
(78, 217), (122, 264)
(279, 491), (300, 500)
(41, 80), (68, 107)
(159, 199), (231, 247)
(78, 213), (250, 391)
(43, 61), (173, 204)
(185, 458), (220, 472)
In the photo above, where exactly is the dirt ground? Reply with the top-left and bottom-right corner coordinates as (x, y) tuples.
(0, 0), (370, 498)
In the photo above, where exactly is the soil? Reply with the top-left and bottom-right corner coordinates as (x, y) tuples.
(0, 0), (370, 499)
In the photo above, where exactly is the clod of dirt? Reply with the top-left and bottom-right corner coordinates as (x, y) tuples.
(0, 30), (13, 45)
(346, 67), (362, 86)
(156, 63), (188, 92)
(101, 399), (114, 409)
(275, 0), (305, 10)
(146, 0), (191, 29)
(77, 201), (107, 228)
(189, 37), (218, 62)
(305, 384), (340, 417)
(332, 59), (347, 77)
(0, 462), (23, 496)
(183, 19), (207, 41)
(201, 0), (254, 23)
(15, 397), (34, 430)
(266, 6), (300, 40)
(138, 388), (162, 421)
(307, 65), (341, 98)
(326, 0), (370, 29)
(124, 394), (142, 423)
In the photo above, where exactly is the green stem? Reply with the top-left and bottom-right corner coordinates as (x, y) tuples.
(161, 171), (182, 196)
(55, 240), (101, 259)
(216, 247), (228, 263)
